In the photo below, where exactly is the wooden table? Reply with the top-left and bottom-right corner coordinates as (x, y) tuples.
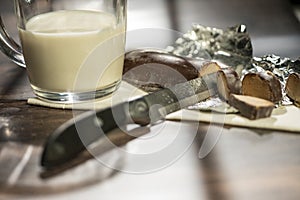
(1, 0), (300, 199)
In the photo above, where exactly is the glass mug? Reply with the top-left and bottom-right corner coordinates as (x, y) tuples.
(0, 0), (127, 103)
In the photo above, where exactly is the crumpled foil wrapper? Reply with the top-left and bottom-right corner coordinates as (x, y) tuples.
(167, 24), (300, 112)
(167, 24), (253, 75)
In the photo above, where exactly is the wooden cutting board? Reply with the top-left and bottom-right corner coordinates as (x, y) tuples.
(0, 142), (123, 195)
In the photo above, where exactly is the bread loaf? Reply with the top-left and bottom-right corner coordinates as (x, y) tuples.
(286, 73), (300, 107)
(242, 71), (282, 103)
(123, 49), (198, 91)
(123, 49), (221, 92)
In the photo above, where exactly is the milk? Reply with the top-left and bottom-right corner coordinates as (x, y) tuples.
(19, 10), (126, 93)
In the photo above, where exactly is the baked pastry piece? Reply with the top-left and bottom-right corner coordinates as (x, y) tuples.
(123, 49), (198, 91)
(229, 94), (274, 120)
(242, 71), (282, 103)
(217, 68), (242, 101)
(123, 49), (221, 92)
(286, 73), (300, 107)
(124, 49), (198, 79)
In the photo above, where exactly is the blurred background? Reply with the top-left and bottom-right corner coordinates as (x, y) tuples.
(127, 0), (300, 58)
(1, 0), (300, 60)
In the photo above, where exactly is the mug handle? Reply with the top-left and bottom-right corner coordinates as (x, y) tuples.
(0, 15), (25, 67)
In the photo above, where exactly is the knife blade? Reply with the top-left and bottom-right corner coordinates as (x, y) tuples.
(41, 73), (217, 170)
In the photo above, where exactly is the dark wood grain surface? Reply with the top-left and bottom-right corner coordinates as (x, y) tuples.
(0, 0), (300, 199)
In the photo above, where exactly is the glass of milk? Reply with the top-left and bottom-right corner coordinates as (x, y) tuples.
(0, 0), (127, 103)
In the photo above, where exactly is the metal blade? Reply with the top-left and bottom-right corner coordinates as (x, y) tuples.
(41, 73), (217, 171)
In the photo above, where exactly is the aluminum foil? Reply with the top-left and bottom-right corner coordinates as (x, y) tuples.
(167, 24), (300, 112)
(166, 24), (253, 75)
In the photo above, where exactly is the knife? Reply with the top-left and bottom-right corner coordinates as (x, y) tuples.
(41, 73), (217, 172)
